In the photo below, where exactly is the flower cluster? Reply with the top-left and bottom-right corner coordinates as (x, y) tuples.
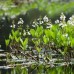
(55, 19), (59, 24)
(10, 18), (24, 28)
(67, 15), (74, 26)
(59, 13), (67, 28)
(59, 22), (67, 28)
(55, 13), (74, 28)
(55, 13), (67, 28)
(32, 15), (52, 29)
(10, 21), (16, 28)
(18, 18), (24, 25)
(43, 15), (49, 22)
(60, 13), (66, 21)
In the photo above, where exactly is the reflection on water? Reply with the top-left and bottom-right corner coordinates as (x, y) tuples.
(0, 49), (74, 74)
(0, 62), (74, 74)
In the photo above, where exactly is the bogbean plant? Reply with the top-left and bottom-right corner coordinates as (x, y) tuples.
(30, 13), (74, 61)
(5, 13), (74, 63)
(5, 18), (28, 53)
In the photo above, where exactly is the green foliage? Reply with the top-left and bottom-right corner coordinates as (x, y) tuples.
(0, 0), (74, 20)
(10, 64), (74, 74)
(1, 1), (74, 50)
(30, 26), (43, 38)
(20, 38), (28, 50)
(36, 46), (41, 53)
(5, 39), (10, 47)
(70, 37), (74, 47)
(5, 13), (74, 55)
(12, 66), (28, 74)
(14, 66), (22, 74)
(5, 28), (28, 51)
(30, 29), (36, 37)
(43, 35), (49, 44)
(21, 67), (28, 74)
(37, 64), (44, 74)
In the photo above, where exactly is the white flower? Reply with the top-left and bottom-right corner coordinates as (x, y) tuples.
(18, 18), (24, 24)
(67, 20), (74, 26)
(60, 13), (66, 21)
(63, 34), (68, 38)
(59, 22), (67, 28)
(55, 19), (59, 24)
(51, 42), (55, 46)
(63, 34), (70, 44)
(10, 24), (15, 28)
(46, 26), (50, 28)
(2, 7), (8, 11)
(59, 23), (63, 27)
(46, 23), (52, 28)
(62, 24), (67, 28)
(67, 15), (74, 26)
(27, 32), (31, 35)
(2, 17), (5, 20)
(69, 15), (74, 20)
(10, 15), (16, 19)
(11, 5), (16, 8)
(33, 21), (35, 24)
(32, 24), (36, 27)
(23, 30), (26, 36)
(39, 21), (44, 24)
(43, 16), (49, 22)
(46, 25), (52, 29)
(34, 22), (38, 26)
(5, 13), (9, 16)
(37, 18), (41, 21)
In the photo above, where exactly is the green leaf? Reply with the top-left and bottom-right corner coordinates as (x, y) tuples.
(36, 47), (41, 53)
(20, 38), (28, 50)
(43, 35), (49, 44)
(70, 37), (74, 47)
(30, 29), (35, 37)
(12, 29), (15, 36)
(23, 38), (28, 46)
(37, 64), (44, 74)
(5, 39), (10, 46)
(50, 31), (55, 39)
(36, 26), (43, 34)
(14, 30), (19, 36)
(22, 67), (28, 74)
(9, 34), (13, 40)
(64, 47), (67, 54)
(45, 29), (55, 39)
(45, 29), (50, 37)
(12, 30), (19, 37)
(35, 26), (43, 37)
(32, 39), (40, 46)
(20, 38), (23, 45)
(15, 37), (20, 42)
